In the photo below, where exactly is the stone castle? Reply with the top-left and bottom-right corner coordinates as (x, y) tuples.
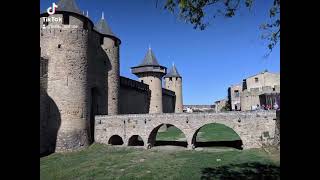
(40, 0), (183, 155)
(228, 70), (280, 111)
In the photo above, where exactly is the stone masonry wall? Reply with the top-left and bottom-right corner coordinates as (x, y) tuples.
(95, 111), (277, 150)
(138, 73), (164, 113)
(229, 84), (242, 111)
(103, 37), (120, 115)
(246, 72), (280, 91)
(40, 13), (93, 152)
(162, 88), (175, 113)
(119, 77), (151, 114)
(164, 77), (183, 113)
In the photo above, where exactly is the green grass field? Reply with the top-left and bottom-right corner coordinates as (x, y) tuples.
(156, 123), (241, 141)
(40, 124), (279, 179)
(156, 125), (186, 141)
(40, 144), (279, 180)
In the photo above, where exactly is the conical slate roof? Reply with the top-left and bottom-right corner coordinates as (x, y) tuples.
(94, 12), (116, 37)
(137, 48), (161, 67)
(165, 64), (181, 78)
(56, 0), (82, 15)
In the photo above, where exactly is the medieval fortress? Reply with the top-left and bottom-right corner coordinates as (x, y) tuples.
(40, 0), (182, 154)
(40, 0), (279, 155)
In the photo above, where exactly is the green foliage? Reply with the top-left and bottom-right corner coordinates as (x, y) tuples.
(221, 101), (231, 111)
(162, 0), (280, 52)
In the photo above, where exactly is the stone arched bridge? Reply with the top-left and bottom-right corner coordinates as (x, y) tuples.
(94, 111), (278, 150)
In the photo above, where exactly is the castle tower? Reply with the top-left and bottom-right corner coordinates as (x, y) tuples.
(40, 0), (95, 152)
(164, 64), (183, 113)
(131, 48), (167, 113)
(94, 12), (121, 115)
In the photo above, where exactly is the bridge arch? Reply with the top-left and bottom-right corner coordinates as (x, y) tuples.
(147, 123), (188, 148)
(108, 135), (124, 145)
(191, 123), (243, 150)
(128, 135), (144, 146)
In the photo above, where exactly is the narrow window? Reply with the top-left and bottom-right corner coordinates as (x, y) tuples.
(255, 77), (259, 83)
(234, 90), (239, 97)
(100, 37), (104, 45)
(63, 14), (69, 24)
(83, 20), (88, 30)
(169, 77), (172, 81)
(58, 44), (61, 48)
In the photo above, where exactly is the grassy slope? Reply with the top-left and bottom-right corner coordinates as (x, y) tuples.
(156, 126), (186, 141)
(41, 144), (279, 180)
(156, 123), (241, 141)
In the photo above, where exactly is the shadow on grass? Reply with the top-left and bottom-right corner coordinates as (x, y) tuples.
(195, 140), (243, 150)
(154, 141), (188, 147)
(201, 162), (280, 180)
(153, 140), (243, 149)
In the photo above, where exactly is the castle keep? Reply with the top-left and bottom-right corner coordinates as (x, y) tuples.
(40, 0), (183, 154)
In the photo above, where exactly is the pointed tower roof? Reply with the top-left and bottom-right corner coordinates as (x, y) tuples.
(138, 47), (161, 67)
(131, 47), (167, 76)
(94, 12), (121, 43)
(165, 64), (182, 78)
(56, 0), (82, 15)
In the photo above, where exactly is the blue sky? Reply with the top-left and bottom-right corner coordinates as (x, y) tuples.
(40, 0), (280, 105)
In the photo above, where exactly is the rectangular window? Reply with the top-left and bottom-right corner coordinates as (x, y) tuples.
(234, 90), (239, 97)
(255, 77), (259, 83)
(242, 79), (247, 90)
(100, 37), (104, 45)
(63, 14), (69, 25)
(83, 20), (88, 30)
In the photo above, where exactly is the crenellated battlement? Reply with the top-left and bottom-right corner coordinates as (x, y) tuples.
(162, 88), (175, 97)
(120, 76), (150, 92)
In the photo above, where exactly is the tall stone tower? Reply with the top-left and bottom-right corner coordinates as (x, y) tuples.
(164, 64), (183, 113)
(40, 0), (94, 151)
(94, 12), (121, 115)
(131, 48), (167, 113)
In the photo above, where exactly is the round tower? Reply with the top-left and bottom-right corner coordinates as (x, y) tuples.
(94, 12), (121, 115)
(40, 0), (95, 152)
(164, 64), (183, 113)
(131, 48), (167, 113)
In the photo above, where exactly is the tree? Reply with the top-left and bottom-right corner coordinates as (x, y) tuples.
(221, 101), (231, 111)
(157, 0), (280, 53)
